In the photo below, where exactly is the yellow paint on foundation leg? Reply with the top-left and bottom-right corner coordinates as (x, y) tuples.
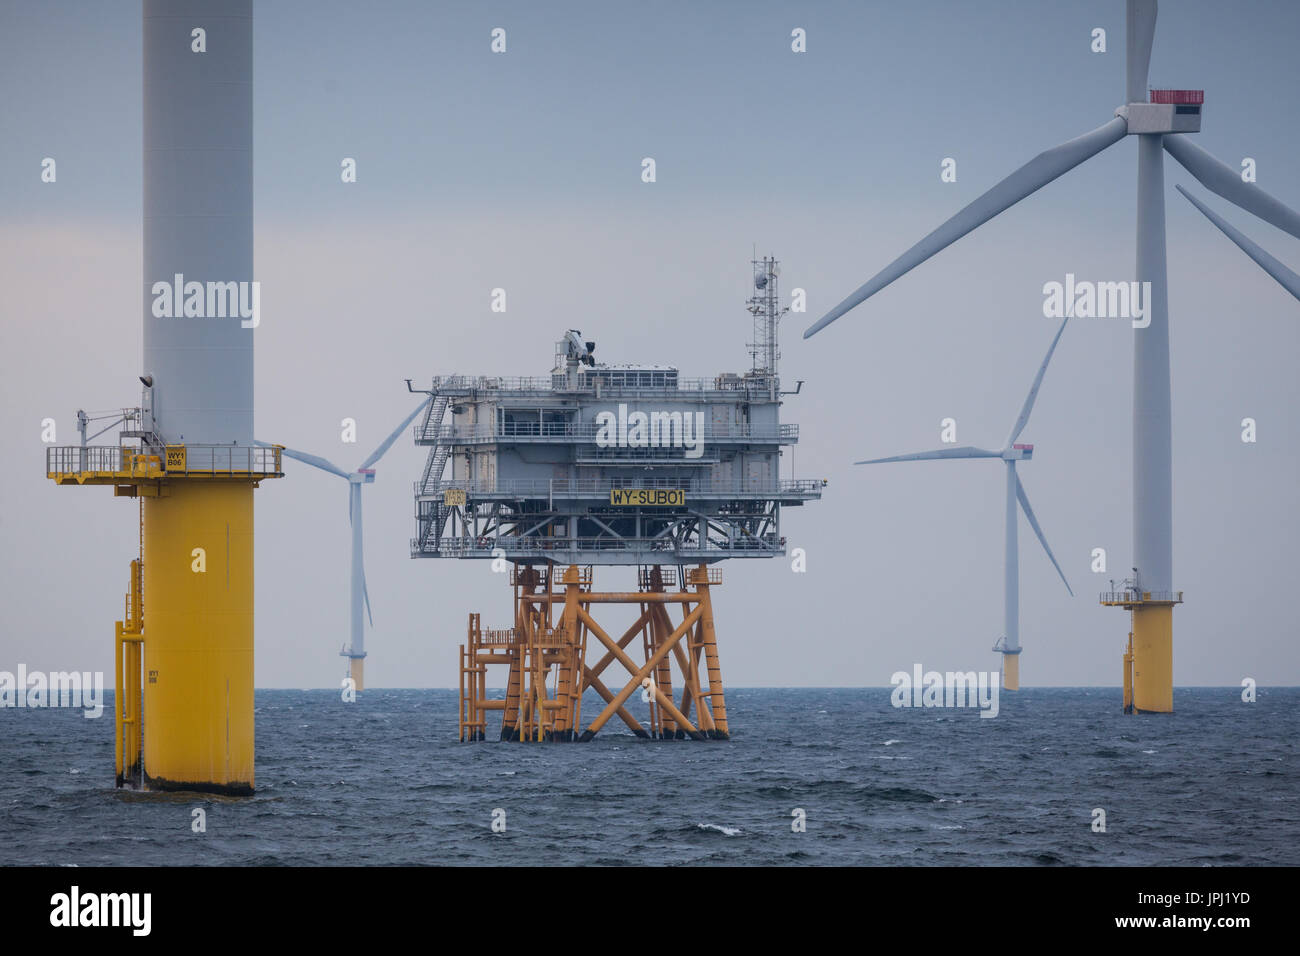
(142, 481), (255, 794)
(1131, 604), (1173, 714)
(1001, 652), (1020, 691)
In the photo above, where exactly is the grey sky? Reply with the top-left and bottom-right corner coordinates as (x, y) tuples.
(3, 0), (1298, 688)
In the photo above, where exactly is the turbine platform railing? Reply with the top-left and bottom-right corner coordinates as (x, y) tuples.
(47, 444), (283, 482)
(1099, 590), (1184, 607)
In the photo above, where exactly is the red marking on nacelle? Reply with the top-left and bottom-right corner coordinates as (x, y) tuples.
(1150, 89), (1204, 104)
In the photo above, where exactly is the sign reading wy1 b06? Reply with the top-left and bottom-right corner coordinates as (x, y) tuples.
(609, 489), (685, 507)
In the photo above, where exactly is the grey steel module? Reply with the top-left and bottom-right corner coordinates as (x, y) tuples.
(408, 256), (823, 566)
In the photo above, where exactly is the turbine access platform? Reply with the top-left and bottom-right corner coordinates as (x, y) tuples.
(409, 257), (823, 741)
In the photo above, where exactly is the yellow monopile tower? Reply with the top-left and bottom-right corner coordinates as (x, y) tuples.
(1102, 589), (1181, 714)
(46, 0), (278, 794)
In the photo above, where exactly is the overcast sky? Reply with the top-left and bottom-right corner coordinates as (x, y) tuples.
(3, 0), (1298, 688)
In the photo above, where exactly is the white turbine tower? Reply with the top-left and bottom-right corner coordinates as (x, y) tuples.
(859, 318), (1073, 690)
(259, 397), (431, 691)
(804, 0), (1300, 713)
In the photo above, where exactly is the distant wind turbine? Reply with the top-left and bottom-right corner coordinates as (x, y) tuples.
(858, 318), (1073, 690)
(805, 0), (1300, 713)
(258, 397), (431, 690)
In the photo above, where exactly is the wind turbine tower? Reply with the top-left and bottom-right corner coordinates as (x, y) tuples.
(46, 1), (280, 793)
(858, 319), (1073, 689)
(803, 0), (1300, 713)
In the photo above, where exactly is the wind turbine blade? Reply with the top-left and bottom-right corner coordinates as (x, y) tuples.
(254, 440), (349, 479)
(1176, 186), (1300, 302)
(1164, 136), (1300, 241)
(1015, 473), (1073, 597)
(359, 397), (433, 470)
(804, 117), (1127, 338)
(1126, 0), (1157, 105)
(1006, 316), (1069, 446)
(856, 446), (1001, 465)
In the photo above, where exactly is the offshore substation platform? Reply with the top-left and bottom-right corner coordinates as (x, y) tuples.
(409, 257), (823, 741)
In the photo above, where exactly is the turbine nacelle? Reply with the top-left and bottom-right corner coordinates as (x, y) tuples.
(352, 469), (376, 485)
(1117, 90), (1203, 136)
(1003, 443), (1033, 461)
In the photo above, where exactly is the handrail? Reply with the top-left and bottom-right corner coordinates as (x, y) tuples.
(47, 444), (282, 476)
(414, 422), (799, 442)
(413, 534), (784, 556)
(416, 374), (784, 394)
(415, 477), (825, 497)
(1099, 589), (1184, 604)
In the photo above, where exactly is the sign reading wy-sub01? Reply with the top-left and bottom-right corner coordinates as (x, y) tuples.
(609, 489), (686, 507)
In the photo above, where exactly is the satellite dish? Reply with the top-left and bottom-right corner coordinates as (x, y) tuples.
(754, 274), (768, 289)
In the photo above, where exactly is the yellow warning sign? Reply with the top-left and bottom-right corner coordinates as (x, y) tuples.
(609, 488), (685, 507)
(444, 488), (467, 506)
(164, 446), (186, 471)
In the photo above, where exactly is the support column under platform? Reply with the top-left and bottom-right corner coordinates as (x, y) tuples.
(1131, 605), (1173, 714)
(348, 656), (366, 693)
(142, 481), (256, 793)
(1000, 650), (1020, 692)
(458, 564), (730, 743)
